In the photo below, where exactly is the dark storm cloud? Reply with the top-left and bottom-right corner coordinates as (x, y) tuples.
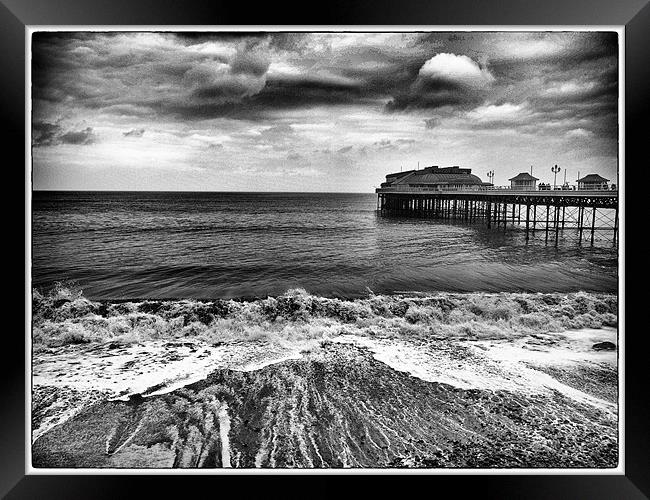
(33, 121), (97, 146)
(372, 139), (416, 151)
(338, 61), (421, 95)
(528, 58), (618, 140)
(191, 79), (261, 100)
(33, 32), (262, 109)
(230, 51), (271, 77)
(31, 31), (619, 141)
(267, 33), (312, 52)
(123, 128), (145, 137)
(424, 117), (440, 129)
(250, 75), (366, 108)
(246, 44), (432, 111)
(173, 32), (267, 45)
(59, 127), (97, 145)
(482, 32), (619, 110)
(374, 139), (394, 149)
(259, 123), (294, 140)
(145, 72), (378, 120)
(386, 84), (483, 112)
(32, 121), (61, 146)
(30, 32), (428, 120)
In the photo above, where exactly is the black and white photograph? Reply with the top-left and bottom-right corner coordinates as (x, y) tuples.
(29, 28), (622, 471)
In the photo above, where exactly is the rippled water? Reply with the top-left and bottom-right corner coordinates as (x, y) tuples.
(32, 191), (618, 300)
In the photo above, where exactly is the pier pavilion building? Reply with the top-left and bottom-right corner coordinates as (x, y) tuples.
(577, 174), (610, 190)
(509, 172), (539, 191)
(380, 165), (490, 191)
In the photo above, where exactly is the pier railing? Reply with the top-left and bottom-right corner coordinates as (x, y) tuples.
(375, 185), (618, 197)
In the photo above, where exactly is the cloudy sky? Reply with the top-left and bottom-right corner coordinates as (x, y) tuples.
(31, 31), (619, 191)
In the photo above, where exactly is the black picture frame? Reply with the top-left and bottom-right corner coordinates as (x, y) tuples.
(5, 0), (647, 497)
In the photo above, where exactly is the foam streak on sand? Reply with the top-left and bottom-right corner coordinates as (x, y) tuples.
(32, 388), (108, 442)
(216, 401), (231, 468)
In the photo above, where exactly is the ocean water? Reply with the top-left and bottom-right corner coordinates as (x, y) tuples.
(32, 191), (618, 300)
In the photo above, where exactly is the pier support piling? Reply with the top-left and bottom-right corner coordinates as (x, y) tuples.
(525, 204), (530, 241)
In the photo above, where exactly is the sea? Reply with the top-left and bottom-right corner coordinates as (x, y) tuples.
(31, 191), (618, 300)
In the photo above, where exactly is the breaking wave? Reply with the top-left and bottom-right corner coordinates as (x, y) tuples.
(32, 283), (617, 351)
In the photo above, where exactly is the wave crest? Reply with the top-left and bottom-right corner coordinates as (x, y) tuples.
(32, 285), (617, 349)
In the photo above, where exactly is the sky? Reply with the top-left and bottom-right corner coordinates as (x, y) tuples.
(31, 31), (619, 192)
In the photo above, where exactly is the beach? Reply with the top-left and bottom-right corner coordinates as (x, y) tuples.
(32, 287), (618, 468)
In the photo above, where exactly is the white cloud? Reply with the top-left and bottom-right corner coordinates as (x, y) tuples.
(267, 61), (303, 77)
(488, 33), (574, 61)
(466, 102), (529, 123)
(566, 128), (593, 139)
(544, 80), (598, 96)
(321, 33), (408, 51)
(419, 53), (495, 88)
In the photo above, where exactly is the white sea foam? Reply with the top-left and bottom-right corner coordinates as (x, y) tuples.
(33, 340), (302, 403)
(333, 327), (617, 413)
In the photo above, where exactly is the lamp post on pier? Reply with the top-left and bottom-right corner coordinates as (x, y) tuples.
(551, 164), (561, 189)
(487, 170), (495, 187)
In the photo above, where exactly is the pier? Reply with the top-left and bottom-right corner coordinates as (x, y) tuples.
(375, 166), (619, 245)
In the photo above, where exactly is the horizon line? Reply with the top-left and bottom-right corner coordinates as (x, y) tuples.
(32, 189), (377, 194)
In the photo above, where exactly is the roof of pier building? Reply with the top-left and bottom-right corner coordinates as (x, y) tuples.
(509, 173), (539, 182)
(382, 166), (486, 187)
(577, 174), (609, 183)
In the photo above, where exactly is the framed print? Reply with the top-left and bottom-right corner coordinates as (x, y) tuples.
(3, 0), (648, 497)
